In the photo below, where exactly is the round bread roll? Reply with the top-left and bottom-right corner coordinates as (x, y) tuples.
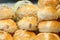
(0, 19), (17, 33)
(35, 33), (60, 40)
(12, 1), (32, 21)
(0, 5), (15, 20)
(38, 21), (60, 33)
(12, 1), (32, 12)
(0, 31), (13, 40)
(15, 2), (38, 19)
(17, 16), (37, 31)
(37, 6), (58, 22)
(13, 30), (36, 40)
(38, 0), (59, 8)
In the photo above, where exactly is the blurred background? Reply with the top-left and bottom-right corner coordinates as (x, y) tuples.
(0, 0), (38, 6)
(0, 0), (38, 3)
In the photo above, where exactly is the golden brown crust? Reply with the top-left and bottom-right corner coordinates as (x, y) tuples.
(37, 6), (58, 22)
(49, 33), (59, 40)
(38, 21), (60, 32)
(17, 16), (37, 31)
(35, 33), (45, 40)
(0, 19), (17, 33)
(34, 33), (60, 40)
(0, 31), (13, 40)
(38, 0), (59, 8)
(0, 5), (15, 19)
(13, 30), (36, 40)
(12, 1), (32, 12)
(16, 3), (38, 19)
(50, 21), (60, 27)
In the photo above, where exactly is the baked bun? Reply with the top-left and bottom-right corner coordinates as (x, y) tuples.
(37, 6), (58, 22)
(0, 31), (13, 40)
(0, 5), (15, 20)
(13, 30), (36, 40)
(38, 0), (59, 8)
(15, 2), (38, 19)
(38, 21), (60, 33)
(12, 1), (32, 12)
(35, 33), (60, 40)
(17, 16), (37, 31)
(0, 19), (17, 33)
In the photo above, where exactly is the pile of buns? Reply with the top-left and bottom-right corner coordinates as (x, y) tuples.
(0, 0), (60, 40)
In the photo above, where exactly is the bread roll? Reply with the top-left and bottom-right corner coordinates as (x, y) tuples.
(13, 30), (36, 40)
(12, 1), (32, 12)
(35, 33), (60, 40)
(37, 6), (58, 22)
(0, 31), (13, 40)
(0, 19), (17, 33)
(38, 0), (59, 8)
(17, 16), (37, 31)
(38, 21), (60, 33)
(15, 2), (38, 19)
(12, 1), (33, 21)
(0, 5), (15, 20)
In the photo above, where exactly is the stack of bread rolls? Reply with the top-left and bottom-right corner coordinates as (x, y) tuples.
(0, 4), (18, 40)
(37, 0), (60, 40)
(37, 0), (60, 32)
(0, 0), (60, 40)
